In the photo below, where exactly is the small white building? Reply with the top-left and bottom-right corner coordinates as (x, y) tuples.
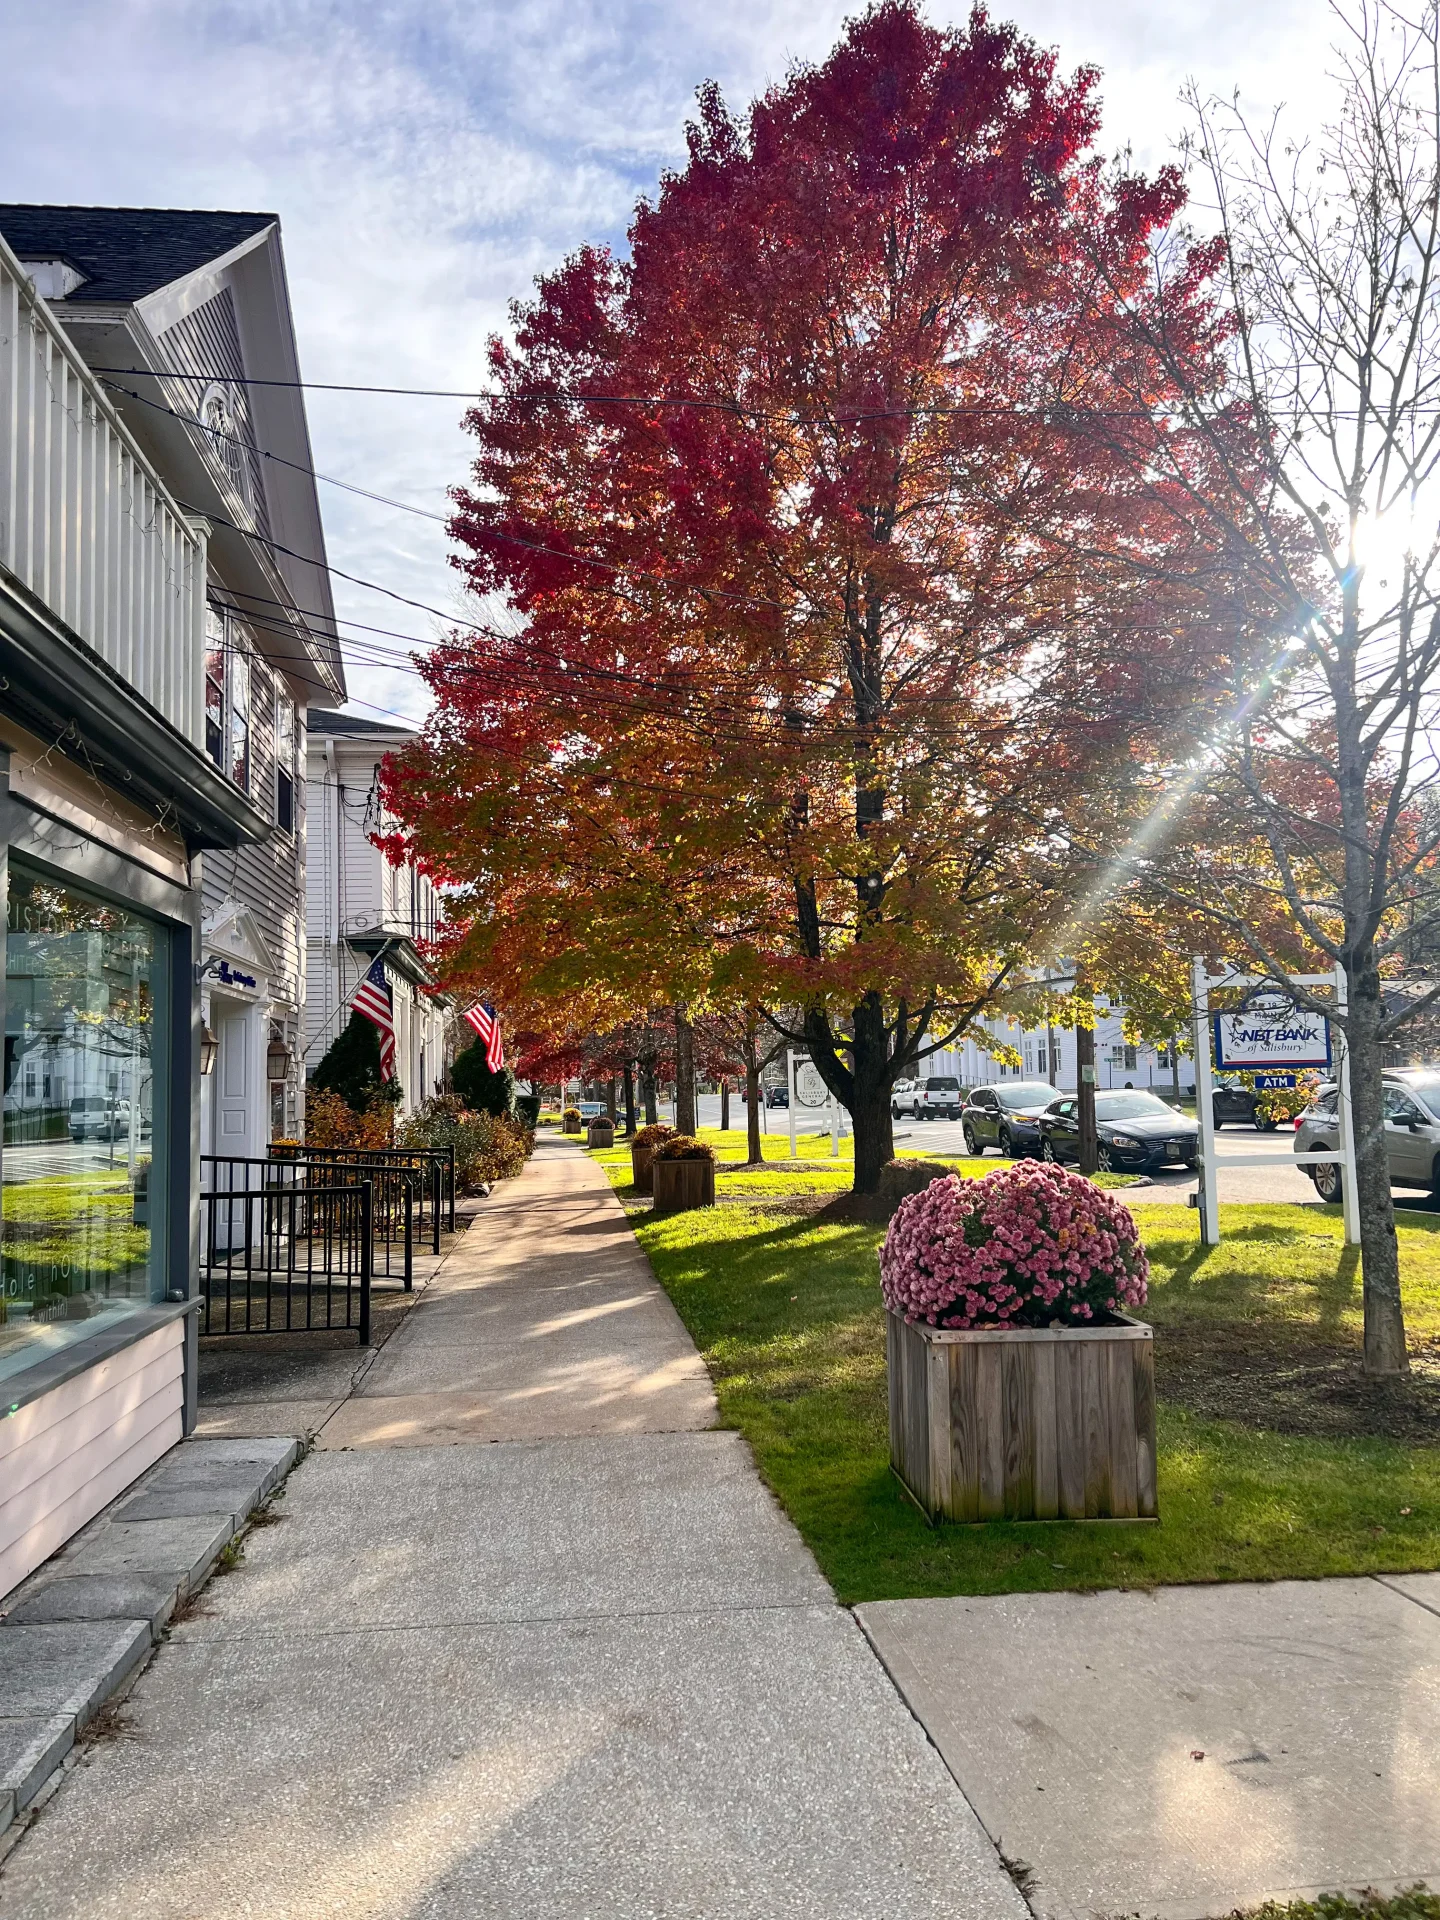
(304, 712), (450, 1115)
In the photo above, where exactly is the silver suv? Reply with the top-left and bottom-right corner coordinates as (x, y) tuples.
(1294, 1067), (1440, 1199)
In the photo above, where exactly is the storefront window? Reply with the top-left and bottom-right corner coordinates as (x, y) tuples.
(2, 869), (168, 1385)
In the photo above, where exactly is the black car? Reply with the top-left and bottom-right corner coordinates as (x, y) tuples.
(1211, 1076), (1279, 1130)
(962, 1082), (1062, 1157)
(1038, 1090), (1199, 1173)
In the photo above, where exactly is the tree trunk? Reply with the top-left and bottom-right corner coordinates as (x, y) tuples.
(640, 1057), (658, 1126)
(622, 1063), (637, 1136)
(746, 1064), (762, 1164)
(1076, 1017), (1098, 1175)
(605, 1076), (617, 1122)
(804, 990), (893, 1194)
(1347, 965), (1409, 1375)
(720, 1077), (730, 1131)
(674, 1007), (697, 1134)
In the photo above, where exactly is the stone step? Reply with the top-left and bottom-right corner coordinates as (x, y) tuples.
(0, 1434), (298, 1836)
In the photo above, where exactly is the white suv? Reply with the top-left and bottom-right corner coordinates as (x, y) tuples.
(890, 1079), (917, 1118)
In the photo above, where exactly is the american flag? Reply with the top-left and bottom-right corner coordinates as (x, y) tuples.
(352, 956), (396, 1079)
(463, 1001), (504, 1072)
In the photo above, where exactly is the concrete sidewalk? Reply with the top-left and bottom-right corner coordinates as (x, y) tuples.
(0, 1138), (1027, 1920)
(860, 1579), (1440, 1920)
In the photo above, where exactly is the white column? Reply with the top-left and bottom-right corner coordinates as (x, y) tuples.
(1192, 955), (1220, 1245)
(787, 1051), (797, 1159)
(1334, 961), (1361, 1245)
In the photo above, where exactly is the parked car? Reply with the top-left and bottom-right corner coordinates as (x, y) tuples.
(69, 1096), (150, 1143)
(1038, 1089), (1199, 1173)
(765, 1085), (789, 1108)
(895, 1075), (970, 1120)
(889, 1078), (918, 1118)
(1295, 1068), (1440, 1198)
(1211, 1076), (1278, 1130)
(575, 1100), (604, 1120)
(962, 1081), (1059, 1156)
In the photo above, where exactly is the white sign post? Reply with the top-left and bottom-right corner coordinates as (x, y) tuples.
(1191, 957), (1358, 1246)
(787, 1049), (798, 1159)
(788, 1053), (835, 1156)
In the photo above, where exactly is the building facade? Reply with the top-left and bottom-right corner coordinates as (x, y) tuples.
(0, 229), (278, 1598)
(305, 712), (449, 1115)
(0, 205), (347, 1168)
(923, 1001), (1189, 1096)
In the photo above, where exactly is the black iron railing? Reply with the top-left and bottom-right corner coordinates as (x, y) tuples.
(199, 1158), (372, 1341)
(271, 1143), (455, 1245)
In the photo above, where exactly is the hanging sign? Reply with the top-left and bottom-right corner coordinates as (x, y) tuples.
(1213, 990), (1331, 1071)
(793, 1060), (829, 1108)
(1251, 1071), (1298, 1090)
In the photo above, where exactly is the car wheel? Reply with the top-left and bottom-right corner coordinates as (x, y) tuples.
(891, 1105), (901, 1119)
(963, 1125), (981, 1156)
(999, 1127), (1016, 1157)
(1312, 1159), (1342, 1202)
(1211, 1108), (1224, 1129)
(1097, 1146), (1116, 1172)
(1040, 1138), (1057, 1162)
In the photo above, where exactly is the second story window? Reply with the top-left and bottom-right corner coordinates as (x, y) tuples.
(275, 692), (296, 833)
(204, 610), (226, 769)
(229, 648), (250, 793)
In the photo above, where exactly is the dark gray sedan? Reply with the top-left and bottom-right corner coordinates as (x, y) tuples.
(1038, 1090), (1199, 1173)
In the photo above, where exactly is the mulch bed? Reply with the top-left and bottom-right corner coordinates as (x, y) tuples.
(1154, 1322), (1440, 1444)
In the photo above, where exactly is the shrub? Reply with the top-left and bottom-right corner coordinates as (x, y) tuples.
(312, 1015), (401, 1117)
(398, 1095), (532, 1188)
(450, 1043), (515, 1117)
(562, 1106), (582, 1124)
(877, 1158), (957, 1218)
(632, 1123), (677, 1150)
(305, 1087), (395, 1151)
(1254, 1069), (1323, 1126)
(653, 1133), (716, 1162)
(880, 1160), (1148, 1330)
(514, 1092), (541, 1129)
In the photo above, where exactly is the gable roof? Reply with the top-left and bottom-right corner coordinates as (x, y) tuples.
(309, 709), (416, 740)
(0, 205), (274, 304)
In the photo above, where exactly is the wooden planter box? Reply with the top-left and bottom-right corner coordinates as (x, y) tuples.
(888, 1309), (1156, 1522)
(631, 1143), (656, 1193)
(587, 1120), (615, 1148)
(563, 1115), (582, 1135)
(651, 1156), (716, 1215)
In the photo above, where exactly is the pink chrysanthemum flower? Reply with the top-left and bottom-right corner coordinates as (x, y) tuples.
(879, 1160), (1148, 1330)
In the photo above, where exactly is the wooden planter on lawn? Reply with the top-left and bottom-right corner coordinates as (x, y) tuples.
(888, 1309), (1156, 1523)
(631, 1144), (656, 1193)
(563, 1114), (582, 1135)
(587, 1119), (615, 1148)
(651, 1156), (716, 1215)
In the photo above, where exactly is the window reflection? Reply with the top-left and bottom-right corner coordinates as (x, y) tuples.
(2, 870), (166, 1383)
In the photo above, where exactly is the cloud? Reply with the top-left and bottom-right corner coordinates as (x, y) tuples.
(3, 0), (1336, 722)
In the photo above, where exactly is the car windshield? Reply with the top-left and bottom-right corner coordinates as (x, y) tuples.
(1095, 1093), (1175, 1120)
(996, 1083), (1057, 1109)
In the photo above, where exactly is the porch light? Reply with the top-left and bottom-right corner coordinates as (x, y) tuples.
(200, 1025), (219, 1076)
(266, 1035), (292, 1082)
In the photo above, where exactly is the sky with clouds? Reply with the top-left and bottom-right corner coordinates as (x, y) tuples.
(2, 0), (1338, 724)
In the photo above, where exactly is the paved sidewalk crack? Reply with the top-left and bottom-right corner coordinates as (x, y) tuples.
(1372, 1573), (1440, 1620)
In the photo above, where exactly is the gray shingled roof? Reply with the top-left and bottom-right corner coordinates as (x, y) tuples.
(308, 709), (416, 738)
(0, 205), (275, 303)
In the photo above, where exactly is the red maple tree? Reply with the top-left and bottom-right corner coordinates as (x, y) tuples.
(386, 1), (1272, 1191)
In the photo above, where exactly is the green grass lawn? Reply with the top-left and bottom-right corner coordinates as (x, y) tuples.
(583, 1134), (1440, 1603)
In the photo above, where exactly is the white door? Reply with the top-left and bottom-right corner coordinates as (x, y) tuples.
(214, 1003), (255, 1162)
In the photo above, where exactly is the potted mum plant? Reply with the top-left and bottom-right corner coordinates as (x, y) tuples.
(629, 1122), (677, 1193)
(562, 1106), (583, 1135)
(650, 1134), (717, 1214)
(587, 1113), (616, 1148)
(882, 1161), (1155, 1522)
